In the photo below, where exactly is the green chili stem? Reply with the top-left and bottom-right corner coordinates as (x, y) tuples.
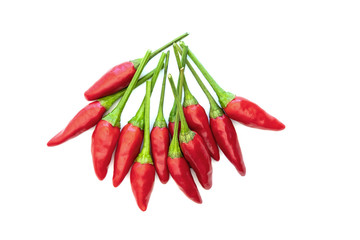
(168, 72), (190, 132)
(129, 52), (166, 129)
(179, 42), (235, 108)
(141, 81), (152, 155)
(103, 50), (151, 127)
(156, 51), (170, 121)
(149, 33), (189, 60)
(174, 43), (222, 110)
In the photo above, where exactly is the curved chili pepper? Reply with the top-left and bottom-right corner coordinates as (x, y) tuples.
(223, 96), (285, 130)
(172, 44), (219, 160)
(168, 66), (212, 190)
(180, 42), (285, 131)
(166, 75), (202, 203)
(84, 33), (189, 101)
(113, 123), (144, 187)
(130, 81), (155, 211)
(113, 53), (166, 187)
(84, 62), (137, 101)
(90, 51), (152, 180)
(167, 157), (202, 203)
(183, 104), (219, 160)
(210, 114), (245, 175)
(47, 101), (106, 147)
(150, 51), (170, 184)
(175, 42), (246, 175)
(47, 67), (157, 147)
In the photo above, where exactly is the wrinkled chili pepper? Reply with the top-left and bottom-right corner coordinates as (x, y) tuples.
(113, 53), (166, 187)
(180, 42), (285, 131)
(84, 33), (189, 101)
(168, 69), (212, 190)
(47, 64), (156, 147)
(130, 80), (155, 211)
(150, 51), (170, 184)
(173, 44), (219, 160)
(90, 51), (152, 180)
(166, 81), (202, 203)
(178, 44), (246, 175)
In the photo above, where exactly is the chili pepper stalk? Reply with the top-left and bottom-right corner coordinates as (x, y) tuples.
(166, 82), (202, 203)
(173, 44), (220, 160)
(150, 51), (170, 184)
(168, 71), (213, 190)
(47, 63), (156, 147)
(130, 81), (155, 211)
(176, 43), (246, 175)
(91, 50), (152, 180)
(113, 53), (166, 187)
(179, 42), (285, 131)
(84, 33), (189, 101)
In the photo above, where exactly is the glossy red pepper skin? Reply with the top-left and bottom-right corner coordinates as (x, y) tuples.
(183, 104), (220, 160)
(180, 133), (212, 190)
(84, 62), (136, 101)
(210, 114), (246, 176)
(224, 96), (285, 131)
(168, 121), (181, 137)
(47, 101), (106, 147)
(167, 156), (202, 203)
(130, 162), (155, 211)
(112, 123), (144, 187)
(150, 127), (170, 184)
(91, 120), (120, 180)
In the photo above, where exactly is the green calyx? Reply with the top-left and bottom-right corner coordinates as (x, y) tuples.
(131, 58), (142, 69)
(134, 152), (153, 165)
(102, 50), (152, 127)
(218, 91), (236, 108)
(179, 130), (195, 144)
(153, 117), (167, 128)
(168, 142), (183, 159)
(209, 105), (224, 119)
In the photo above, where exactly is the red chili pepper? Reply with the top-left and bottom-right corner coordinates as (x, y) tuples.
(223, 96), (285, 130)
(168, 66), (212, 190)
(130, 81), (155, 211)
(150, 51), (170, 184)
(47, 67), (157, 147)
(180, 42), (285, 131)
(166, 71), (202, 203)
(84, 33), (189, 101)
(112, 53), (166, 187)
(210, 114), (245, 175)
(173, 44), (219, 160)
(91, 120), (120, 180)
(90, 51), (152, 180)
(176, 42), (246, 175)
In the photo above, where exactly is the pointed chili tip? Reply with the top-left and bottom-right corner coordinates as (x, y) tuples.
(47, 135), (60, 147)
(138, 203), (148, 211)
(193, 196), (203, 204)
(95, 170), (107, 181)
(159, 178), (169, 184)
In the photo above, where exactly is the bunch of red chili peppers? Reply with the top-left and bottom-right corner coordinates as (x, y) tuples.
(48, 33), (285, 211)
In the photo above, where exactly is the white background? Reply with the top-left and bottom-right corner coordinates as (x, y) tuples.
(1, 0), (359, 239)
